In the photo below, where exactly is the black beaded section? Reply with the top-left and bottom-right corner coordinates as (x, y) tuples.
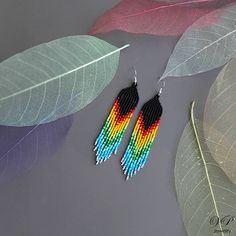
(141, 94), (163, 130)
(117, 82), (139, 116)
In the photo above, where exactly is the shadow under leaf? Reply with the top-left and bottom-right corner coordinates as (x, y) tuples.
(0, 115), (73, 184)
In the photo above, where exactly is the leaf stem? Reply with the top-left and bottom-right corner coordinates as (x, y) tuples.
(191, 101), (224, 236)
(119, 44), (130, 50)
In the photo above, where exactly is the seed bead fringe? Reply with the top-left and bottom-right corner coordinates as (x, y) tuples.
(95, 83), (139, 164)
(122, 94), (163, 180)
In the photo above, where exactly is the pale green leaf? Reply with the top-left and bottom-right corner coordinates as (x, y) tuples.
(161, 3), (236, 80)
(175, 102), (236, 236)
(204, 59), (236, 184)
(0, 35), (128, 126)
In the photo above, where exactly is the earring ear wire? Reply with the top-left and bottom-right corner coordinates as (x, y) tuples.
(156, 79), (166, 95)
(132, 66), (138, 85)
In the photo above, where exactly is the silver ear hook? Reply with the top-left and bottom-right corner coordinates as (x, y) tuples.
(156, 79), (166, 95)
(132, 67), (137, 85)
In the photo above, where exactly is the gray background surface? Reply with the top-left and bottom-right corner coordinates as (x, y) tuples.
(0, 1), (219, 236)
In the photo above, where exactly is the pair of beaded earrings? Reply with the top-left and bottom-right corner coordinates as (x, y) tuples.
(94, 70), (163, 180)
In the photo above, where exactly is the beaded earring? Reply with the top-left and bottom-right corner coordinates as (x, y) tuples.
(94, 70), (139, 164)
(121, 85), (164, 180)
